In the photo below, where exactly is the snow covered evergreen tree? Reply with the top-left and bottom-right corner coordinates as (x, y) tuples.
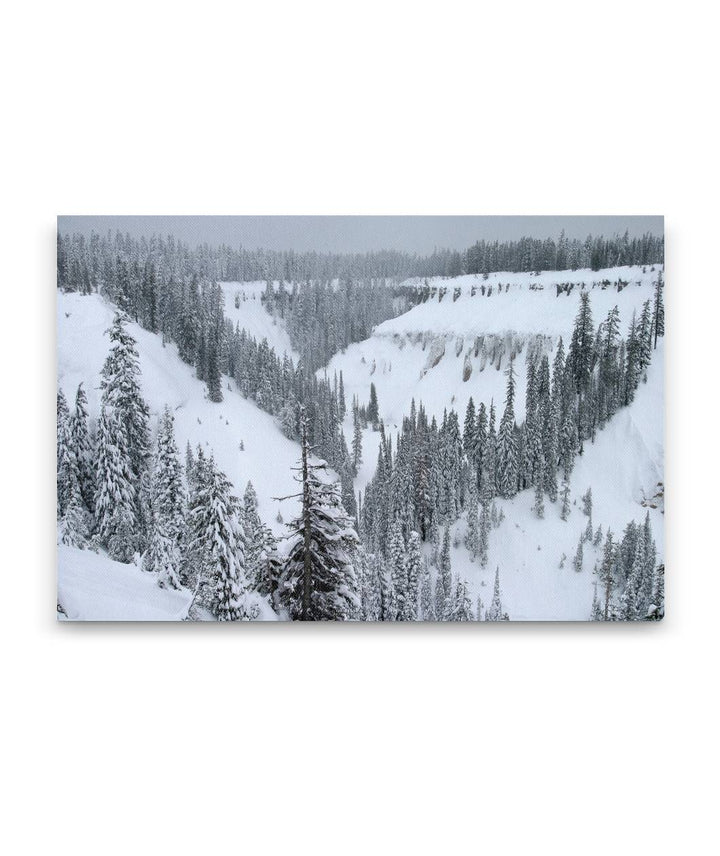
(448, 577), (474, 621)
(68, 383), (95, 512)
(496, 361), (518, 498)
(188, 456), (248, 620)
(464, 478), (480, 559)
(560, 478), (571, 521)
(143, 407), (186, 588)
(420, 559), (435, 621)
(352, 404), (363, 471)
(652, 271), (665, 349)
(279, 411), (360, 620)
(533, 472), (545, 519)
(367, 382), (379, 427)
(57, 408), (80, 519)
(435, 526), (452, 619)
(100, 313), (151, 477)
(573, 535), (584, 572)
(405, 530), (422, 620)
(94, 407), (137, 562)
(486, 568), (504, 621)
(100, 313), (151, 539)
(387, 521), (408, 620)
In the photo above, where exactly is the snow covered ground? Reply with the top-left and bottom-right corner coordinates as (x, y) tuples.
(448, 344), (664, 620)
(57, 292), (303, 537)
(326, 265), (663, 495)
(323, 264), (664, 620)
(57, 263), (663, 621)
(219, 281), (298, 360)
(57, 544), (192, 620)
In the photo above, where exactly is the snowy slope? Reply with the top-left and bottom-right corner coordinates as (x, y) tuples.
(57, 544), (193, 621)
(57, 544), (280, 621)
(57, 292), (303, 537)
(452, 344), (664, 620)
(322, 264), (664, 620)
(219, 281), (298, 360)
(326, 265), (663, 495)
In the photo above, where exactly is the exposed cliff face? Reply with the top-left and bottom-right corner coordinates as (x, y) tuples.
(385, 329), (556, 383)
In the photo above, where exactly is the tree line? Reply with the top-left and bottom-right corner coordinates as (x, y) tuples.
(57, 228), (664, 300)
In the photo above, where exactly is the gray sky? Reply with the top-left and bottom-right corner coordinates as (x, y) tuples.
(58, 215), (663, 254)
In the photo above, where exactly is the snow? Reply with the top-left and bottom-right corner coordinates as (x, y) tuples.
(57, 292), (303, 540)
(450, 343), (664, 621)
(57, 263), (663, 622)
(384, 265), (660, 339)
(57, 544), (192, 621)
(57, 544), (280, 621)
(218, 281), (298, 360)
(326, 265), (663, 496)
(323, 264), (664, 621)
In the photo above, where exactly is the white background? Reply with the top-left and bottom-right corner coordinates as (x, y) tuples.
(2, 1), (717, 853)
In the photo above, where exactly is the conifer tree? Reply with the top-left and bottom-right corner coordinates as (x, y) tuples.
(189, 456), (248, 620)
(68, 383), (95, 512)
(435, 527), (452, 619)
(648, 563), (665, 620)
(279, 411), (360, 620)
(58, 484), (89, 548)
(463, 397), (476, 456)
(475, 596), (485, 621)
(94, 407), (137, 562)
(143, 407), (186, 588)
(405, 531), (422, 620)
(367, 382), (379, 427)
(533, 471), (545, 519)
(464, 478), (480, 559)
(478, 501), (490, 567)
(387, 521), (408, 620)
(206, 340), (223, 402)
(57, 389), (69, 475)
(57, 413), (80, 519)
(474, 401), (488, 488)
(573, 535), (584, 572)
(599, 531), (616, 620)
(486, 567), (503, 621)
(483, 401), (497, 502)
(100, 312), (151, 479)
(352, 404), (363, 471)
(560, 477), (571, 521)
(242, 480), (264, 588)
(420, 559), (435, 621)
(652, 271), (665, 349)
(144, 525), (181, 590)
(496, 361), (518, 498)
(448, 577), (474, 621)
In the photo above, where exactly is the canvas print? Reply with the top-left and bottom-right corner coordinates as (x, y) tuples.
(56, 216), (664, 622)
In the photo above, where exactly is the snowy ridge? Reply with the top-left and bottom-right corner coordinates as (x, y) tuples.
(57, 292), (303, 536)
(324, 264), (664, 620)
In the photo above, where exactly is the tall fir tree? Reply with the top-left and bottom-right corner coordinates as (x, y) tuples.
(94, 407), (137, 562)
(405, 531), (422, 620)
(68, 383), (95, 512)
(496, 361), (518, 498)
(279, 411), (360, 620)
(486, 568), (504, 621)
(188, 456), (248, 620)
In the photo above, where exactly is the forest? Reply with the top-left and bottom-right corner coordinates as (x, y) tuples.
(57, 230), (665, 621)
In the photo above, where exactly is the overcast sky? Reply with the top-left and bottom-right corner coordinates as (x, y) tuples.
(58, 215), (663, 255)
